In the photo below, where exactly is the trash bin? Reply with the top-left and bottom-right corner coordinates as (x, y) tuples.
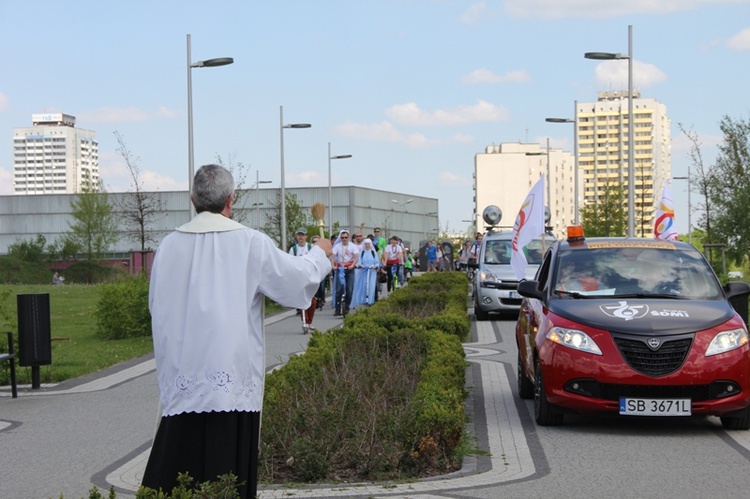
(17, 293), (52, 373)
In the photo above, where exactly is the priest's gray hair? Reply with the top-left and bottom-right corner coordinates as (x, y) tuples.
(192, 164), (235, 213)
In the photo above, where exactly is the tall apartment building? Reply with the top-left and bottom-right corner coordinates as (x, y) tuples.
(474, 142), (576, 237)
(577, 91), (671, 237)
(13, 113), (99, 194)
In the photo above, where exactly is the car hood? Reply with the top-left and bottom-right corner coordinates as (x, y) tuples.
(547, 298), (736, 335)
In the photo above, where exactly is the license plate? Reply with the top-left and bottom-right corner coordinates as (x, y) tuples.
(619, 398), (691, 416)
(507, 290), (519, 299)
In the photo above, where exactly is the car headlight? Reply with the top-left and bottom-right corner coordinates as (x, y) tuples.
(480, 270), (499, 284)
(706, 328), (749, 356)
(546, 327), (602, 355)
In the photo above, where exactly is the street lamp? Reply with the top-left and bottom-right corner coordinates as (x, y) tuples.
(585, 24), (634, 237)
(187, 33), (233, 218)
(253, 170), (271, 230)
(328, 142), (352, 236)
(674, 169), (692, 244)
(279, 105), (311, 250)
(526, 139), (551, 216)
(546, 100), (579, 224)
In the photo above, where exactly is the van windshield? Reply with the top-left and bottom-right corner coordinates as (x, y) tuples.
(483, 238), (547, 265)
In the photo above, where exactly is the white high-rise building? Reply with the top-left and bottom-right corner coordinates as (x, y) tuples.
(13, 113), (99, 194)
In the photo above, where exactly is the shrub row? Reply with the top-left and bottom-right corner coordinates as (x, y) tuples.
(259, 271), (469, 484)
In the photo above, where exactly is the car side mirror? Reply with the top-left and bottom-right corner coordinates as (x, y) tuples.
(468, 261), (479, 269)
(517, 280), (544, 301)
(725, 281), (750, 325)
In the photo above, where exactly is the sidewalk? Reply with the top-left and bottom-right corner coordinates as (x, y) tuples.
(0, 282), (538, 498)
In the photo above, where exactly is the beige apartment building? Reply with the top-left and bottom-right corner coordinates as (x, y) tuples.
(577, 91), (671, 237)
(13, 113), (99, 194)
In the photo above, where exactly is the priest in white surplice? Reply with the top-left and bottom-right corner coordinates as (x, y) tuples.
(142, 164), (332, 498)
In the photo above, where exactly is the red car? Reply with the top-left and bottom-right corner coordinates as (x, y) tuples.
(516, 227), (750, 429)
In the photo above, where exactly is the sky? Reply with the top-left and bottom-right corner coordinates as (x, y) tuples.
(1, 0), (749, 236)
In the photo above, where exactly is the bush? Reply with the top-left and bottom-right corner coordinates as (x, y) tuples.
(259, 272), (468, 484)
(96, 274), (151, 339)
(7, 234), (47, 263)
(0, 256), (54, 284)
(64, 261), (124, 284)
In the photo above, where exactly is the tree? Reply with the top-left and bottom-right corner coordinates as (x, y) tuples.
(214, 153), (252, 226)
(66, 176), (119, 262)
(113, 132), (165, 251)
(263, 192), (309, 248)
(579, 182), (626, 237)
(708, 115), (750, 265)
(678, 123), (716, 250)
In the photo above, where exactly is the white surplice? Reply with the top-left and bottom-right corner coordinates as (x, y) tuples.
(149, 212), (331, 416)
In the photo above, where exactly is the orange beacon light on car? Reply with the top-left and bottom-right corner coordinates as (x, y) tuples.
(567, 225), (585, 243)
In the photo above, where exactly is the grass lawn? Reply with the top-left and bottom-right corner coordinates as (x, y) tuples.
(0, 283), (287, 386)
(0, 284), (154, 385)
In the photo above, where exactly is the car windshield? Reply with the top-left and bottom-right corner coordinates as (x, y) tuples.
(484, 238), (547, 265)
(552, 244), (723, 299)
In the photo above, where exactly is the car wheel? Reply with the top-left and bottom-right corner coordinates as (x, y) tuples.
(518, 351), (534, 399)
(534, 358), (563, 426)
(720, 405), (750, 430)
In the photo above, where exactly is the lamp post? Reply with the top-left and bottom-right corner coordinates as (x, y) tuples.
(546, 99), (579, 224)
(279, 105), (311, 250)
(526, 139), (551, 216)
(187, 34), (233, 218)
(586, 24), (634, 237)
(328, 142), (352, 236)
(253, 170), (271, 230)
(673, 168), (692, 244)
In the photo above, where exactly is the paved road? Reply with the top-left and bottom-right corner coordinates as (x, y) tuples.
(7, 303), (750, 498)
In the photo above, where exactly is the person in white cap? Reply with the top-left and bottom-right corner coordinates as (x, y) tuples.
(289, 227), (318, 332)
(331, 229), (358, 316)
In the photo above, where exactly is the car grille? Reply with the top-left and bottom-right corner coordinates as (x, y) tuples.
(613, 334), (693, 376)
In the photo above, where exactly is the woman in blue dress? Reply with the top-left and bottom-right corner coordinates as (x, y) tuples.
(351, 238), (381, 308)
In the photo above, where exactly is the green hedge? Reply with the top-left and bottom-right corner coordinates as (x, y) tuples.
(259, 272), (468, 484)
(95, 274), (151, 339)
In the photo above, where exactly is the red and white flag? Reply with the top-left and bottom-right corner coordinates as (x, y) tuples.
(654, 181), (678, 241)
(511, 176), (546, 280)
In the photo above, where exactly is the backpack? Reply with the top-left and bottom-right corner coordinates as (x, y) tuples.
(292, 242), (312, 256)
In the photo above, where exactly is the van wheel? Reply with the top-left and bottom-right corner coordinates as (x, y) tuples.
(475, 300), (489, 321)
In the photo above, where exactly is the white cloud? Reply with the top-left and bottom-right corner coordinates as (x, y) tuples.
(100, 151), (186, 193)
(460, 2), (488, 24)
(0, 93), (9, 112)
(386, 100), (509, 126)
(451, 133), (475, 144)
(78, 106), (181, 124)
(504, 0), (745, 19)
(593, 59), (667, 89)
(287, 171), (325, 185)
(461, 68), (533, 84)
(334, 120), (438, 148)
(727, 26), (750, 50)
(438, 171), (473, 186)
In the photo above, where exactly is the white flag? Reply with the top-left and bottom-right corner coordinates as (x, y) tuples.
(654, 181), (678, 241)
(511, 177), (546, 280)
